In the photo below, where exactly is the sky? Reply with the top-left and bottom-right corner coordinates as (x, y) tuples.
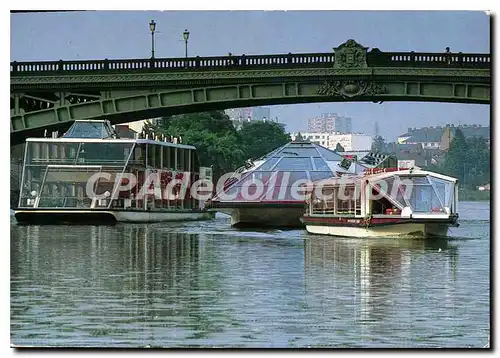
(10, 10), (491, 141)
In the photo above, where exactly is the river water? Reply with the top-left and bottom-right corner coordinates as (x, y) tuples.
(10, 201), (490, 348)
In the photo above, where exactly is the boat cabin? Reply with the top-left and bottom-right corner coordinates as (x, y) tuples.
(17, 120), (210, 212)
(307, 168), (459, 220)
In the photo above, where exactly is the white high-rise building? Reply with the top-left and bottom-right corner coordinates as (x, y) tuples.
(291, 132), (372, 151)
(225, 106), (272, 128)
(328, 133), (372, 151)
(307, 113), (352, 133)
(290, 132), (330, 147)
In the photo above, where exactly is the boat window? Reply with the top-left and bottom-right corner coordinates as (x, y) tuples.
(177, 148), (184, 171)
(315, 146), (345, 161)
(62, 121), (113, 139)
(258, 157), (281, 171)
(428, 176), (454, 208)
(163, 146), (170, 169)
(313, 158), (331, 171)
(405, 176), (444, 213)
(395, 184), (410, 207)
(309, 171), (334, 182)
(275, 157), (314, 170)
(77, 142), (134, 165)
(355, 183), (362, 215)
(370, 177), (408, 210)
(35, 166), (111, 209)
(276, 147), (318, 157)
(146, 144), (156, 167)
(408, 185), (439, 212)
(322, 186), (335, 214)
(250, 171), (275, 183)
(170, 147), (176, 170)
(27, 141), (134, 166)
(184, 149), (191, 172)
(337, 185), (355, 215)
(132, 144), (145, 166)
(156, 145), (163, 169)
(27, 142), (80, 165)
(371, 195), (397, 215)
(192, 152), (200, 173)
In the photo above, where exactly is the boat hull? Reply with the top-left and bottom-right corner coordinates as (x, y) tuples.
(304, 222), (451, 238)
(301, 215), (458, 238)
(218, 206), (305, 228)
(14, 209), (215, 225)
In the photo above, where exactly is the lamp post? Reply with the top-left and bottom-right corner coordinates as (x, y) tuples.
(183, 29), (190, 59)
(149, 20), (156, 59)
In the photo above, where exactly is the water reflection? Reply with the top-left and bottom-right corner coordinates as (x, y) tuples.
(11, 224), (229, 347)
(10, 205), (488, 348)
(303, 237), (460, 346)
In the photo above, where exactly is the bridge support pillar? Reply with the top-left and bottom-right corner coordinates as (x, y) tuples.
(11, 94), (22, 114)
(58, 92), (68, 106)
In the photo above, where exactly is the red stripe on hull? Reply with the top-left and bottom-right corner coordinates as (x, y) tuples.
(302, 215), (458, 228)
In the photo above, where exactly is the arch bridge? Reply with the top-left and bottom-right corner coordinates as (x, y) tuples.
(11, 39), (490, 144)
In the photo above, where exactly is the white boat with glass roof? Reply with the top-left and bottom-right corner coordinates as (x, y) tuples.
(14, 120), (215, 224)
(301, 167), (459, 238)
(210, 138), (372, 227)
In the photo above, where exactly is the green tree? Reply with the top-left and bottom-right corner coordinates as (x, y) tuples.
(443, 128), (468, 184)
(424, 129), (490, 190)
(371, 135), (386, 152)
(153, 111), (245, 180)
(464, 136), (490, 188)
(334, 143), (345, 152)
(238, 121), (291, 160)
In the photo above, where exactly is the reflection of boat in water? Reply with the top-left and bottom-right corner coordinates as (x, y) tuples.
(304, 237), (458, 323)
(14, 120), (215, 224)
(301, 168), (459, 238)
(210, 139), (368, 228)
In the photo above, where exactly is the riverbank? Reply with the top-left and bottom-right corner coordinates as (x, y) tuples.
(459, 189), (490, 201)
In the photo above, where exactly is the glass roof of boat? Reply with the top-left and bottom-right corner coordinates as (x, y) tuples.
(62, 120), (116, 139)
(213, 140), (368, 202)
(252, 141), (367, 174)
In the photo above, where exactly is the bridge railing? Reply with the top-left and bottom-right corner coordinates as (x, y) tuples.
(367, 51), (491, 68)
(10, 51), (490, 75)
(10, 53), (336, 75)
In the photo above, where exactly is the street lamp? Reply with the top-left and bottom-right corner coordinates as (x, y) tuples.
(183, 29), (190, 59)
(149, 20), (156, 59)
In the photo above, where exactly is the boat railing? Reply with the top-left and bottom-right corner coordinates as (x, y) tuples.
(36, 196), (91, 208)
(30, 157), (131, 166)
(311, 207), (357, 216)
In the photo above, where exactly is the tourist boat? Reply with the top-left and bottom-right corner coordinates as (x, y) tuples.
(14, 120), (215, 224)
(209, 138), (369, 227)
(301, 167), (459, 238)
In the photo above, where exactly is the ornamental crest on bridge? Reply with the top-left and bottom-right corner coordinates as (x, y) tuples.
(333, 39), (368, 68)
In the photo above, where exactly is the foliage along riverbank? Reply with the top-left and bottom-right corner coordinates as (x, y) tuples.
(458, 188), (490, 201)
(424, 127), (490, 192)
(149, 111), (291, 181)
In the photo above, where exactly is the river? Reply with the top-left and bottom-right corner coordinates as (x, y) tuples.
(10, 201), (490, 348)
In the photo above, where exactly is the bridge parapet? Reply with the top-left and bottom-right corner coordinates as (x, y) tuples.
(11, 40), (490, 76)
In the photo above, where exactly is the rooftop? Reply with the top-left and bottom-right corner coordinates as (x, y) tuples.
(399, 124), (490, 143)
